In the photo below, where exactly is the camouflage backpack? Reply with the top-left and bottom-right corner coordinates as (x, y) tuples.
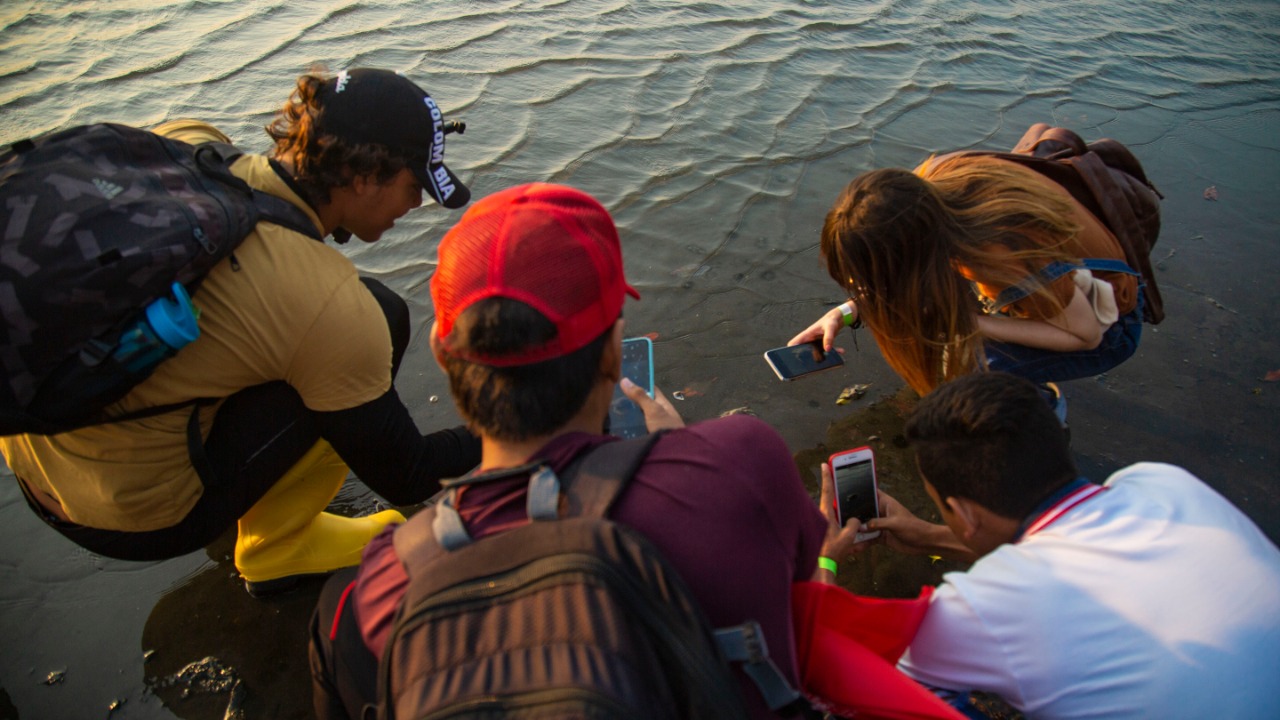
(0, 122), (320, 436)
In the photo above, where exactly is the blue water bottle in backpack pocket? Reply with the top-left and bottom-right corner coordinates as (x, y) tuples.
(113, 282), (201, 373)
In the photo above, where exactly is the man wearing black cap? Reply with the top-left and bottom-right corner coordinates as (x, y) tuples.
(2, 68), (481, 597)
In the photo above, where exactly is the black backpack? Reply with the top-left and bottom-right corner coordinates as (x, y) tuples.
(377, 433), (807, 720)
(961, 123), (1165, 324)
(0, 122), (321, 436)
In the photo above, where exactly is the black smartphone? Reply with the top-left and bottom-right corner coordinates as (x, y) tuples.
(764, 341), (844, 381)
(609, 337), (654, 439)
(828, 446), (881, 542)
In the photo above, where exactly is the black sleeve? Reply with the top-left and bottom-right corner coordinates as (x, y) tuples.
(315, 387), (481, 506)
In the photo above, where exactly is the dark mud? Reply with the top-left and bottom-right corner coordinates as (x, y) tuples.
(137, 532), (318, 720)
(793, 387), (969, 599)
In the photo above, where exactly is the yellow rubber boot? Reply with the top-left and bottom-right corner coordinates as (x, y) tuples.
(234, 439), (405, 597)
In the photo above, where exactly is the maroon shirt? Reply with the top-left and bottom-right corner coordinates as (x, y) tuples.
(351, 414), (826, 718)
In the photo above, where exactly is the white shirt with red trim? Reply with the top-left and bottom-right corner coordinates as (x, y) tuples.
(898, 462), (1280, 719)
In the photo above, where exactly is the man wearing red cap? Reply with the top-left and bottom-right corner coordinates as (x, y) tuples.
(2, 68), (481, 597)
(308, 183), (828, 719)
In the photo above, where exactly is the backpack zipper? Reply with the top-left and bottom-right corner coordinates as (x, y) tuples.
(149, 131), (228, 255)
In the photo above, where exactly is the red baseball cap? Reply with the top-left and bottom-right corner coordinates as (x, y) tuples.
(431, 183), (640, 366)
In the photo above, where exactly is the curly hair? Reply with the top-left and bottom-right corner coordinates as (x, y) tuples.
(265, 72), (412, 206)
(821, 160), (1081, 394)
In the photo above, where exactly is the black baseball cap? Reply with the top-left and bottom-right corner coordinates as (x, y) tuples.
(315, 68), (471, 209)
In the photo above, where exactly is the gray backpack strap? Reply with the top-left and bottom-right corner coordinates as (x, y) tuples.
(413, 434), (665, 561)
(427, 460), (565, 551)
(430, 492), (472, 551)
(526, 465), (562, 521)
(562, 433), (805, 713)
(715, 622), (802, 711)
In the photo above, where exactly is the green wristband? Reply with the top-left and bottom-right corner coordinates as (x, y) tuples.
(818, 556), (839, 575)
(838, 301), (862, 329)
(838, 301), (856, 327)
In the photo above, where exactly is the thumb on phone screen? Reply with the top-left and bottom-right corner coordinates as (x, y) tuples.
(621, 378), (685, 432)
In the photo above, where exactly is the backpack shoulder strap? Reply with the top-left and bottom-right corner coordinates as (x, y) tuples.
(559, 431), (804, 713)
(989, 258), (1140, 314)
(196, 142), (323, 242)
(393, 433), (667, 577)
(558, 432), (667, 518)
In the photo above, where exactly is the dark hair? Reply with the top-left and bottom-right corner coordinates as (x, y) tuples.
(440, 298), (612, 442)
(265, 72), (412, 206)
(904, 372), (1076, 519)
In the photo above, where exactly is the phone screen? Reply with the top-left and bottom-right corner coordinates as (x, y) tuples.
(831, 449), (879, 540)
(764, 341), (843, 381)
(609, 337), (654, 439)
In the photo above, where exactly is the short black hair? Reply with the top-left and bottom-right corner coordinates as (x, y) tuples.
(905, 372), (1076, 519)
(440, 297), (612, 442)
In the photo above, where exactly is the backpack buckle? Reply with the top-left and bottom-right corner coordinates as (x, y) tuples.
(715, 621), (802, 711)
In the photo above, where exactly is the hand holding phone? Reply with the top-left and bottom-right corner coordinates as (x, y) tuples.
(609, 337), (654, 439)
(764, 340), (844, 381)
(828, 446), (881, 542)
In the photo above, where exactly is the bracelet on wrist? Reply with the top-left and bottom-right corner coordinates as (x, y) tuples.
(838, 301), (862, 329)
(817, 556), (838, 576)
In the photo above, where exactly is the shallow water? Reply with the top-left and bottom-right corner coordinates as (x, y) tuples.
(2, 0), (1279, 717)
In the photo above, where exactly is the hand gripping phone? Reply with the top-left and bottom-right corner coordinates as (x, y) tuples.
(608, 337), (654, 439)
(828, 446), (881, 542)
(764, 340), (843, 381)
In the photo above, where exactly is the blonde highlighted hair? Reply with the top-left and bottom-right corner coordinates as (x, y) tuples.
(820, 156), (1080, 394)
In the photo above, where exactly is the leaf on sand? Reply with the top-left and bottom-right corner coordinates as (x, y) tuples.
(836, 384), (871, 405)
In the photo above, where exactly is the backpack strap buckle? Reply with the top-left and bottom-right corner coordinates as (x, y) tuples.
(526, 465), (561, 521)
(715, 621), (802, 711)
(431, 491), (473, 551)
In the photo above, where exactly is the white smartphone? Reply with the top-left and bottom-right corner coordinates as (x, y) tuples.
(764, 341), (844, 381)
(608, 337), (654, 439)
(828, 446), (881, 542)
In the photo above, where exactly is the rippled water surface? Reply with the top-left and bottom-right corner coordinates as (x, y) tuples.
(3, 1), (1278, 717)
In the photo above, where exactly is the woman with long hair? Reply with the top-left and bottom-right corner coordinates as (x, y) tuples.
(789, 154), (1144, 411)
